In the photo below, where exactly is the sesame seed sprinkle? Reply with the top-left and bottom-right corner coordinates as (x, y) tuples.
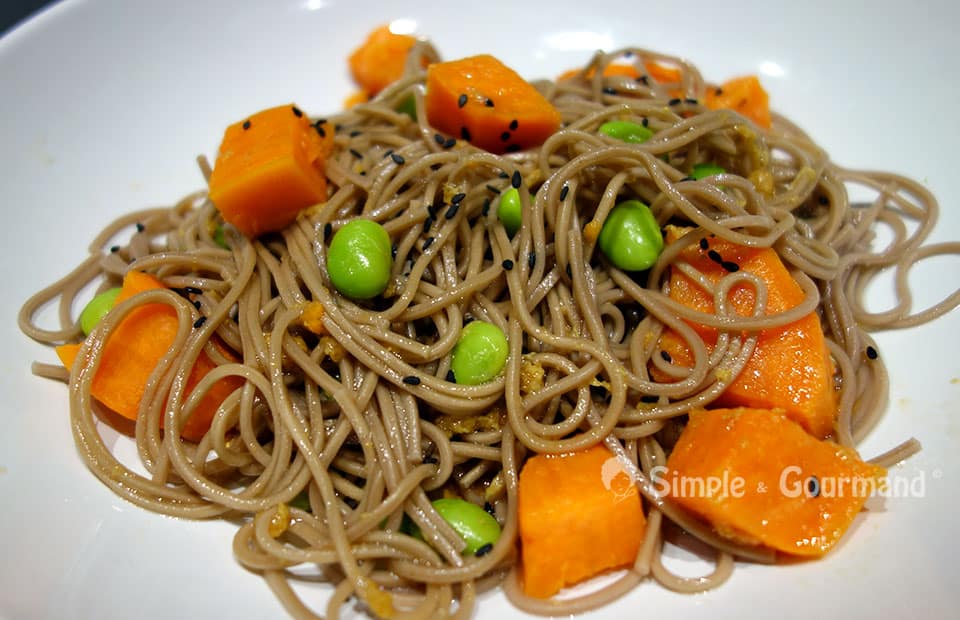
(707, 250), (723, 264)
(242, 120), (251, 130)
(390, 152), (406, 165)
(660, 350), (672, 362)
(668, 98), (682, 106)
(866, 346), (878, 360)
(349, 148), (363, 159)
(502, 259), (514, 270)
(193, 316), (207, 329)
(434, 133), (446, 146)
(135, 222), (145, 233)
(460, 126), (472, 141)
(445, 203), (460, 219)
(511, 170), (522, 189)
(109, 245), (120, 253)
(486, 184), (501, 195)
(699, 238), (709, 250)
(323, 222), (332, 240)
(402, 375), (421, 385)
(474, 543), (494, 557)
(500, 131), (511, 141)
(485, 98), (494, 107)
(291, 106), (303, 117)
(458, 94), (467, 108)
(721, 261), (740, 273)
(559, 185), (569, 201)
(451, 192), (466, 205)
(509, 119), (519, 130)
(423, 236), (435, 250)
(445, 369), (456, 382)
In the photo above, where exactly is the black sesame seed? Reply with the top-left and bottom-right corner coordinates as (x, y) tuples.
(699, 238), (709, 250)
(193, 316), (207, 329)
(443, 137), (456, 148)
(349, 129), (361, 137)
(486, 184), (501, 195)
(483, 502), (495, 515)
(499, 171), (510, 179)
(485, 98), (494, 107)
(668, 98), (682, 106)
(109, 245), (120, 253)
(707, 250), (724, 264)
(482, 198), (491, 215)
(314, 122), (326, 137)
(192, 300), (202, 310)
(460, 126), (472, 141)
(509, 119), (519, 131)
(291, 106), (303, 117)
(242, 119), (251, 130)
(349, 148), (363, 159)
(866, 346), (878, 360)
(603, 86), (618, 95)
(323, 222), (333, 240)
(511, 170), (522, 189)
(434, 133), (446, 145)
(383, 149), (394, 159)
(360, 171), (366, 176)
(391, 153), (405, 165)
(641, 117), (649, 127)
(502, 259), (514, 270)
(685, 98), (699, 105)
(715, 87), (724, 96)
(474, 543), (494, 557)
(505, 144), (521, 153)
(445, 203), (460, 220)
(423, 236), (435, 250)
(500, 131), (511, 141)
(423, 217), (434, 234)
(528, 251), (537, 269)
(402, 375), (421, 385)
(427, 205), (438, 218)
(446, 369), (456, 382)
(184, 286), (202, 295)
(458, 93), (468, 108)
(808, 476), (820, 498)
(637, 75), (650, 85)
(660, 350), (672, 362)
(451, 192), (466, 205)
(135, 222), (145, 233)
(559, 185), (569, 201)
(721, 261), (740, 273)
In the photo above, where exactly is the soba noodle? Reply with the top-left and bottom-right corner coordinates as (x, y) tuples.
(18, 40), (960, 618)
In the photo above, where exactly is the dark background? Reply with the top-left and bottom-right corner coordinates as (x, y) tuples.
(1, 0), (53, 37)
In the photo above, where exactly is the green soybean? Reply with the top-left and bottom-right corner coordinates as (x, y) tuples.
(79, 287), (122, 336)
(212, 224), (230, 249)
(327, 219), (393, 300)
(691, 163), (726, 179)
(450, 320), (508, 385)
(599, 120), (653, 144)
(598, 200), (663, 271)
(396, 94), (417, 120)
(431, 498), (501, 555)
(498, 187), (522, 236)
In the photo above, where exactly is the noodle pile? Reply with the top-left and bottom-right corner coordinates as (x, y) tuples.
(18, 40), (960, 618)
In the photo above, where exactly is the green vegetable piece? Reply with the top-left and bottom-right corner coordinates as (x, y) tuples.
(327, 219), (393, 300)
(79, 287), (122, 336)
(599, 120), (653, 144)
(498, 187), (522, 236)
(212, 224), (229, 249)
(691, 163), (726, 179)
(450, 320), (509, 385)
(431, 498), (501, 555)
(288, 490), (311, 512)
(396, 94), (417, 120)
(597, 200), (664, 271)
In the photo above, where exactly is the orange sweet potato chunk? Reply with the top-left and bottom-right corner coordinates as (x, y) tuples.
(348, 24), (420, 96)
(518, 444), (646, 598)
(705, 75), (772, 129)
(656, 226), (837, 438)
(208, 104), (333, 238)
(56, 271), (242, 441)
(665, 408), (886, 556)
(426, 54), (561, 154)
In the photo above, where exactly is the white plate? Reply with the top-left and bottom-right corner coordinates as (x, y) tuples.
(2, 0), (958, 618)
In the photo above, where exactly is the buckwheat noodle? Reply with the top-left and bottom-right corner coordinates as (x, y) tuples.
(18, 41), (960, 619)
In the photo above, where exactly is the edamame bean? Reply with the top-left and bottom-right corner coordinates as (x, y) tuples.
(396, 94), (417, 120)
(326, 219), (393, 299)
(450, 320), (508, 385)
(498, 187), (522, 236)
(597, 200), (663, 271)
(599, 120), (653, 144)
(212, 224), (230, 249)
(691, 163), (725, 179)
(431, 498), (501, 555)
(79, 287), (122, 336)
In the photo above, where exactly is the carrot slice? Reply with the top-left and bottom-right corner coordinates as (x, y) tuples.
(208, 104), (333, 238)
(655, 226), (837, 438)
(56, 271), (242, 441)
(665, 407), (886, 556)
(426, 54), (561, 154)
(518, 444), (646, 598)
(348, 25), (419, 96)
(705, 75), (772, 129)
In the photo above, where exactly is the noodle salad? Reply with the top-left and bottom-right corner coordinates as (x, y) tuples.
(18, 23), (960, 620)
